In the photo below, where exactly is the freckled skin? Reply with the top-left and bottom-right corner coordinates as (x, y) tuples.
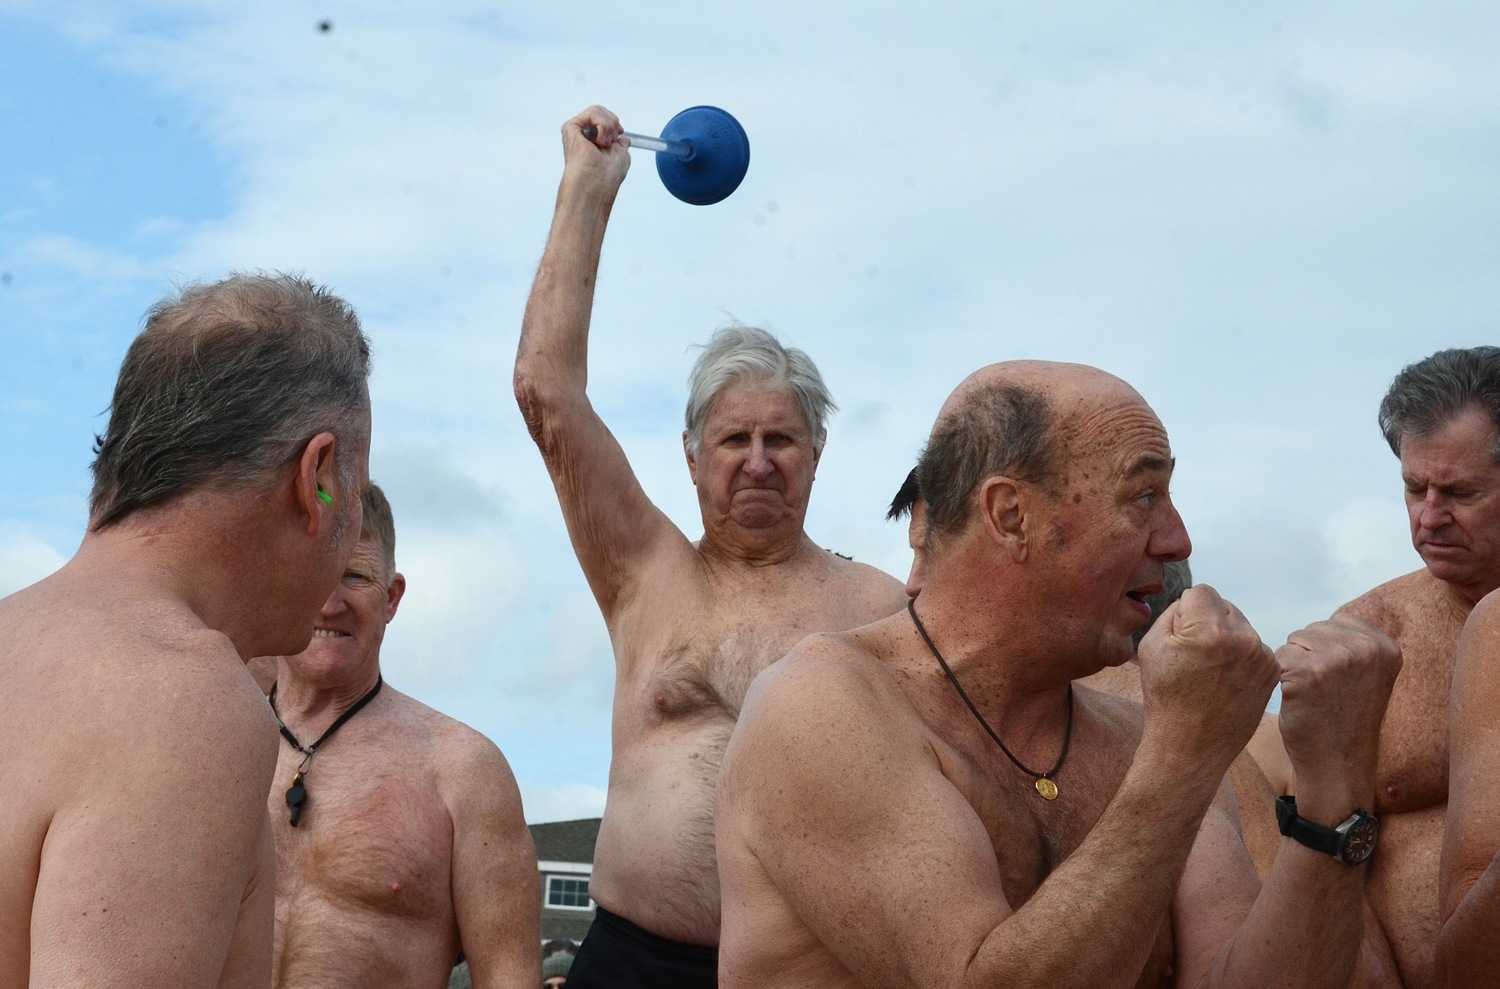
(1328, 408), (1500, 989)
(267, 535), (539, 989)
(719, 361), (1396, 989)
(515, 105), (908, 949)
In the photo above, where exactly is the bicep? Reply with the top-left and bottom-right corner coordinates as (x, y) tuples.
(531, 395), (688, 614)
(723, 666), (1012, 988)
(1170, 784), (1261, 988)
(30, 773), (271, 987)
(449, 745), (541, 989)
(1442, 602), (1500, 916)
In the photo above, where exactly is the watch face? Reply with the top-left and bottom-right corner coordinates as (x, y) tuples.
(1339, 816), (1379, 865)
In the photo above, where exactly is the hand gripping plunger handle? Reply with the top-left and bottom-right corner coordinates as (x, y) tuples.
(581, 124), (695, 161)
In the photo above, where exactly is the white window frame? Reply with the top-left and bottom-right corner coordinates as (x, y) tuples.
(545, 874), (594, 912)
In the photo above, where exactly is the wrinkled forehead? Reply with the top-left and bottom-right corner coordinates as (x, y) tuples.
(1055, 383), (1175, 483)
(349, 531), (393, 575)
(705, 375), (809, 427)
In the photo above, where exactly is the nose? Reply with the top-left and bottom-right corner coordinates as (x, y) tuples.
(1151, 501), (1192, 562)
(744, 438), (774, 479)
(1413, 489), (1450, 533)
(319, 585), (350, 617)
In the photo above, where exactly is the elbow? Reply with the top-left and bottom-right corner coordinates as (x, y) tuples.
(513, 363), (550, 446)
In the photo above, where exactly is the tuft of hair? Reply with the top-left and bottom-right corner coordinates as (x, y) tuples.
(1378, 346), (1500, 462)
(88, 271), (372, 530)
(915, 382), (1059, 541)
(360, 483), (397, 576)
(1133, 559), (1192, 649)
(683, 323), (835, 456)
(887, 466), (921, 521)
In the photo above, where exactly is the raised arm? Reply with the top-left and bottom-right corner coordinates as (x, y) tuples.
(445, 731), (541, 989)
(1436, 589), (1500, 986)
(514, 105), (686, 617)
(1173, 615), (1400, 989)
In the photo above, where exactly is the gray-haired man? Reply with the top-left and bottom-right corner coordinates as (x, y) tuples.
(1331, 346), (1500, 989)
(514, 105), (907, 988)
(0, 272), (372, 987)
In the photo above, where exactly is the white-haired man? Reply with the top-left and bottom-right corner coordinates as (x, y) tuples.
(514, 105), (907, 988)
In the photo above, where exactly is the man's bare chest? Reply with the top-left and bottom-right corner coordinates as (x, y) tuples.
(1376, 624), (1460, 812)
(634, 594), (873, 722)
(272, 757), (454, 920)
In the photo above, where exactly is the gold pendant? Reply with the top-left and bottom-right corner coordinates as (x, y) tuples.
(1035, 777), (1059, 800)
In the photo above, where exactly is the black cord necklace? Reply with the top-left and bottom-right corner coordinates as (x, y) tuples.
(907, 599), (1074, 800)
(269, 674), (383, 826)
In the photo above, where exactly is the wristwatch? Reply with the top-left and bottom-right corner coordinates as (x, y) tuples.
(1275, 795), (1379, 865)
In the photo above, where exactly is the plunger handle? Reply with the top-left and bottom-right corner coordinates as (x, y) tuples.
(581, 125), (694, 160)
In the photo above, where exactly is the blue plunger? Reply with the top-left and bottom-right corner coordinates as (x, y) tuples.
(583, 106), (750, 206)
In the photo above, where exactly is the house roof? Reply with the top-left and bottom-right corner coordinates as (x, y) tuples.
(529, 818), (601, 865)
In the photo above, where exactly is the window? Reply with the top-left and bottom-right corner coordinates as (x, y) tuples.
(546, 875), (592, 911)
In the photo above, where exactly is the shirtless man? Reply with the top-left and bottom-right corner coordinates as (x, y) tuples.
(0, 273), (371, 988)
(1330, 346), (1500, 989)
(263, 484), (539, 988)
(889, 474), (1289, 877)
(514, 105), (906, 988)
(718, 361), (1399, 989)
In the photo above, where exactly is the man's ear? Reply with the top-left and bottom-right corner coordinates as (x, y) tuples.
(296, 432), (339, 535)
(978, 476), (1029, 561)
(385, 571), (407, 622)
(684, 431), (698, 484)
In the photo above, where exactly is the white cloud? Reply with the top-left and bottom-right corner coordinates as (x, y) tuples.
(5, 0), (1500, 811)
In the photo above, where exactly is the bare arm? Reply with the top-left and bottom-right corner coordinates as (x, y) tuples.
(446, 734), (541, 989)
(1244, 713), (1293, 797)
(514, 105), (688, 620)
(720, 587), (1280, 989)
(1436, 590), (1500, 986)
(1172, 615), (1400, 989)
(28, 659), (278, 988)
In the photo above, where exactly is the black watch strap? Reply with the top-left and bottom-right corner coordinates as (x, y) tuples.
(1274, 795), (1379, 865)
(1275, 796), (1339, 855)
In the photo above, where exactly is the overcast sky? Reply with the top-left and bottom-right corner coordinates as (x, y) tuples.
(4, 1), (1496, 823)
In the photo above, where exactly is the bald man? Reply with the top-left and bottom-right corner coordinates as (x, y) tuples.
(718, 361), (1398, 989)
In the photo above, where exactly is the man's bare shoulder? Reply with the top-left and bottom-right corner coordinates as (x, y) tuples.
(820, 551), (909, 615)
(1465, 587), (1500, 635)
(741, 619), (920, 730)
(1335, 567), (1446, 635)
(379, 688), (524, 803)
(1073, 681), (1150, 749)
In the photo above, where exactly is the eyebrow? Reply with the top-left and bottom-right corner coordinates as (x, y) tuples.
(1126, 456), (1176, 479)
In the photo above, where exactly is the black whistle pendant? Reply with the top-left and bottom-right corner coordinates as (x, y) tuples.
(286, 773), (308, 827)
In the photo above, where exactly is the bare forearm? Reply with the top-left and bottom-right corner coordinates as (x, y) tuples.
(516, 176), (616, 397)
(1204, 780), (1374, 989)
(969, 755), (1225, 989)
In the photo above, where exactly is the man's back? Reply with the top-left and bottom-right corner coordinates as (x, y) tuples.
(269, 686), (536, 989)
(1338, 566), (1464, 989)
(0, 564), (278, 988)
